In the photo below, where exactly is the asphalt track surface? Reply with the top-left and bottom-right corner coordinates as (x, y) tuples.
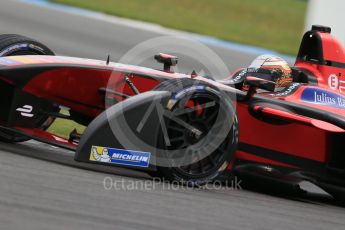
(0, 1), (345, 230)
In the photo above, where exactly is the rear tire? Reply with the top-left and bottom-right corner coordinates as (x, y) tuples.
(0, 34), (54, 56)
(0, 34), (55, 143)
(151, 79), (239, 186)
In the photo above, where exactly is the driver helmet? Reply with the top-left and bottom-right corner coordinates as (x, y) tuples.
(244, 54), (293, 91)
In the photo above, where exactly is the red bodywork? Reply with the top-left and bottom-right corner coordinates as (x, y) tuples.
(1, 26), (345, 185)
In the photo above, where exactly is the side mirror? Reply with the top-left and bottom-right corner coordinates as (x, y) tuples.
(242, 76), (276, 101)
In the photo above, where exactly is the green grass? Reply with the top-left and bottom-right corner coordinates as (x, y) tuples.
(48, 119), (85, 139)
(51, 0), (307, 55)
(47, 110), (86, 138)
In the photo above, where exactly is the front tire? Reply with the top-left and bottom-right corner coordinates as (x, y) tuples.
(152, 79), (239, 186)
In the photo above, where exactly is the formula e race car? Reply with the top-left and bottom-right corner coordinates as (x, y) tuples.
(1, 25), (345, 202)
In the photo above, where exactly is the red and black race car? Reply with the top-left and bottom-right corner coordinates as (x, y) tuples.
(0, 25), (345, 201)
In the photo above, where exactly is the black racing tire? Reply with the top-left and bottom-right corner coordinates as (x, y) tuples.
(0, 34), (54, 56)
(0, 34), (55, 143)
(150, 78), (239, 186)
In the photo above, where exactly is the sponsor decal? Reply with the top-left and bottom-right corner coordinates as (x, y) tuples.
(328, 74), (339, 90)
(0, 43), (29, 56)
(225, 69), (247, 84)
(301, 88), (345, 109)
(28, 44), (44, 53)
(0, 43), (43, 58)
(326, 73), (345, 94)
(90, 146), (151, 168)
(269, 83), (300, 97)
(16, 105), (34, 117)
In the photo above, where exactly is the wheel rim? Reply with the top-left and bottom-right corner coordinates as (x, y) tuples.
(162, 92), (233, 178)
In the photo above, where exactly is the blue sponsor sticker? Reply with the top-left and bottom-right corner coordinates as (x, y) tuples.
(90, 146), (151, 168)
(301, 88), (345, 109)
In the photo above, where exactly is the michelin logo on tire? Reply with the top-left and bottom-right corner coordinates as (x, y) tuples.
(90, 146), (151, 168)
